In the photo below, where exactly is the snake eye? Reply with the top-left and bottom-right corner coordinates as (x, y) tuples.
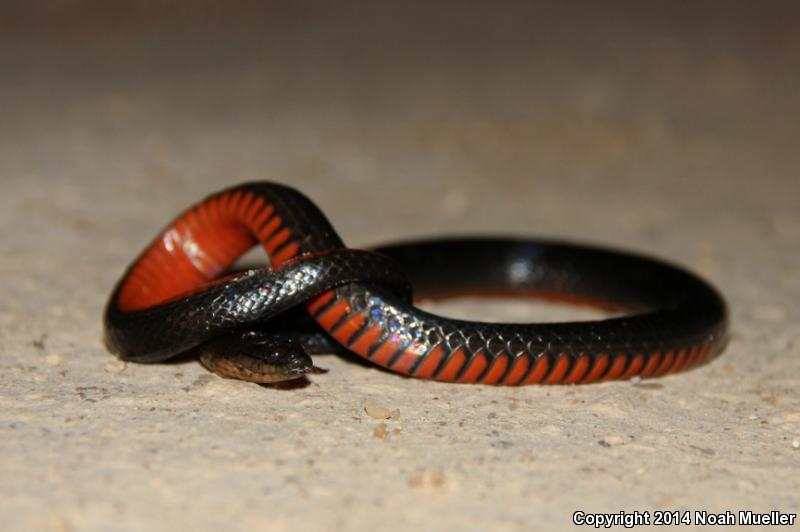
(199, 330), (317, 383)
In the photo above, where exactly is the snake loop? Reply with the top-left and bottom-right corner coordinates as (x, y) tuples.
(104, 182), (729, 384)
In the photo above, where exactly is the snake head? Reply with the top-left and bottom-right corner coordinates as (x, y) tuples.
(199, 330), (326, 383)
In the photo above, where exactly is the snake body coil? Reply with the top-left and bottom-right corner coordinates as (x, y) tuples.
(104, 182), (728, 384)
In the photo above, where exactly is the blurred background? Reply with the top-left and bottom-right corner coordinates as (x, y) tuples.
(3, 0), (798, 318)
(2, 2), (799, 531)
(3, 1), (798, 246)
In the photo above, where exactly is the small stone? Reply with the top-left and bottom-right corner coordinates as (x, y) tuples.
(104, 360), (127, 373)
(32, 334), (47, 350)
(46, 354), (63, 367)
(409, 469), (445, 489)
(373, 423), (388, 439)
(364, 400), (394, 419)
(599, 434), (625, 447)
(792, 438), (800, 450)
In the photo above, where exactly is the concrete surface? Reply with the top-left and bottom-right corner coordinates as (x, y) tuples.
(1, 2), (798, 531)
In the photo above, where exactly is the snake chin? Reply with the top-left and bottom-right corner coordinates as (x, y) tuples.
(198, 330), (322, 383)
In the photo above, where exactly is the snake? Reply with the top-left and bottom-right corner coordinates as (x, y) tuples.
(104, 182), (729, 385)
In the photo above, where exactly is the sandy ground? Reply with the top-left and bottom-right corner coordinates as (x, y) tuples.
(1, 2), (798, 531)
